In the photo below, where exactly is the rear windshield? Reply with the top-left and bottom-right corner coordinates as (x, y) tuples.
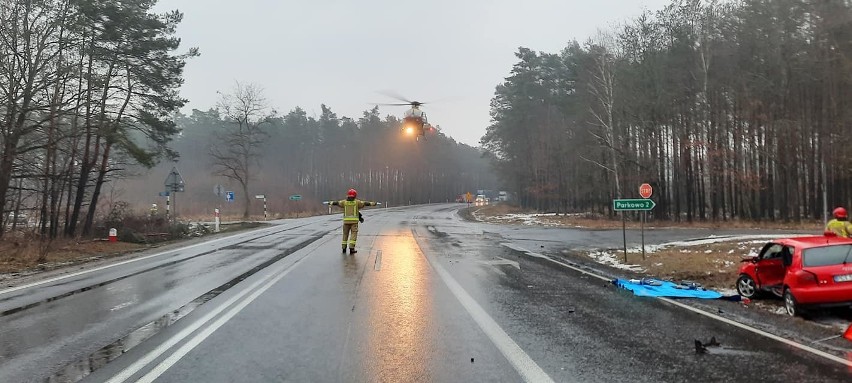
(803, 245), (852, 267)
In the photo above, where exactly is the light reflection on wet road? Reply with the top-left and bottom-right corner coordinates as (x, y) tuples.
(364, 230), (434, 382)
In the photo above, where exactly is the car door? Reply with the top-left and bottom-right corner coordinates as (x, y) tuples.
(755, 243), (787, 293)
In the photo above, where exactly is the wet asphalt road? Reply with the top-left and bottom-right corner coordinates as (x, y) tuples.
(1, 204), (851, 382)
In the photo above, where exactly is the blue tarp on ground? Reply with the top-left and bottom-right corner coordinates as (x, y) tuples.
(614, 279), (723, 299)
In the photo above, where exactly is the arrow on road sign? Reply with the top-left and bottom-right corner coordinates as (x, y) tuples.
(226, 191), (234, 202)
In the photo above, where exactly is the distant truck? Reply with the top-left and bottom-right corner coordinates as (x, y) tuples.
(498, 191), (508, 202)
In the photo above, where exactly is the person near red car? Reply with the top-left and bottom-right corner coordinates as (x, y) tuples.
(825, 207), (852, 237)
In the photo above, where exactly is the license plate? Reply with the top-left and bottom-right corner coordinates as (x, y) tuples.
(834, 274), (852, 283)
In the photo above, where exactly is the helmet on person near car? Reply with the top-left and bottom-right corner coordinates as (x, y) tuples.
(347, 188), (357, 198)
(833, 207), (847, 219)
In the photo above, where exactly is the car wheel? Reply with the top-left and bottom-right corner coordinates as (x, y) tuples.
(784, 289), (799, 317)
(736, 275), (759, 298)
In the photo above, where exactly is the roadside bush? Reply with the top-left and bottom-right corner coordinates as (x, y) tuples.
(118, 228), (148, 244)
(168, 223), (190, 238)
(94, 200), (201, 243)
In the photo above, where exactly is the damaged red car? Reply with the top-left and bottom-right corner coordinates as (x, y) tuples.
(736, 234), (852, 316)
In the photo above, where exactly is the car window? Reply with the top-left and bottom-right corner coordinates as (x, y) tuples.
(803, 245), (852, 267)
(760, 244), (783, 259)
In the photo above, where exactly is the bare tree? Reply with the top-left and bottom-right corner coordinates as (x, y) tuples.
(210, 82), (274, 219)
(583, 32), (623, 200)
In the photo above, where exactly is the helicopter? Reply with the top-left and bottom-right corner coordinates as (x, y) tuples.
(376, 95), (437, 141)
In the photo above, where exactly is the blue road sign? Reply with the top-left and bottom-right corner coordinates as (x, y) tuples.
(159, 191), (170, 197)
(226, 191), (235, 202)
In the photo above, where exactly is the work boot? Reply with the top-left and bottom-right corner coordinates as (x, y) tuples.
(349, 248), (357, 255)
(342, 245), (347, 253)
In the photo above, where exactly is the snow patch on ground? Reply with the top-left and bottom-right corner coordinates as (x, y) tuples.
(770, 306), (787, 315)
(588, 250), (644, 272)
(715, 288), (738, 296)
(628, 234), (812, 254)
(477, 212), (579, 227)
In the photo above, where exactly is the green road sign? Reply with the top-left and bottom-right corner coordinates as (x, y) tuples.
(289, 195), (302, 201)
(613, 199), (656, 211)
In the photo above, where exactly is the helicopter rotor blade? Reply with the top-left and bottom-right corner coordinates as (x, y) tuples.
(377, 90), (414, 104)
(370, 102), (415, 106)
(377, 91), (431, 106)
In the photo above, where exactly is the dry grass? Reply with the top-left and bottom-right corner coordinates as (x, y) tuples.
(624, 241), (761, 290)
(0, 235), (144, 274)
(472, 204), (823, 231)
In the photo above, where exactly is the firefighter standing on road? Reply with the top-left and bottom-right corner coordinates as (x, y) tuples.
(825, 207), (852, 237)
(326, 189), (378, 254)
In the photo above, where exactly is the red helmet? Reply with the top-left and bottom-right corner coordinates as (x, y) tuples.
(347, 188), (357, 198)
(834, 207), (847, 219)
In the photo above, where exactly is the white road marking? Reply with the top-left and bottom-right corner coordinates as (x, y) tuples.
(418, 232), (555, 383)
(502, 243), (610, 283)
(503, 243), (852, 368)
(110, 300), (136, 312)
(136, 257), (304, 383)
(0, 225), (283, 297)
(374, 250), (382, 271)
(658, 297), (852, 367)
(104, 235), (327, 383)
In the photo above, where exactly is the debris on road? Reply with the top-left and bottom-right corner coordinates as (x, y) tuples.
(695, 337), (722, 354)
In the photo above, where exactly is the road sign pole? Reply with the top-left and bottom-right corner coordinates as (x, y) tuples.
(166, 195), (170, 223)
(214, 208), (220, 233)
(622, 212), (628, 263)
(641, 211), (646, 260)
(264, 197), (267, 220)
(638, 183), (653, 261)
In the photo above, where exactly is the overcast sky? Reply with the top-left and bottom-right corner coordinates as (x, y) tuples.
(154, 0), (672, 146)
